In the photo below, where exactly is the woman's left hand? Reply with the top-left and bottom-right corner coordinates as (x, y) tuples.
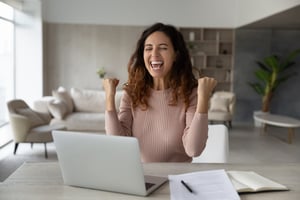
(197, 77), (217, 98)
(196, 77), (217, 113)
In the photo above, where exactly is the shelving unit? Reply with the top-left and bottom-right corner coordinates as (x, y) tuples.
(180, 28), (235, 91)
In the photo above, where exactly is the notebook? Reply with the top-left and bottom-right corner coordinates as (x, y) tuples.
(52, 130), (167, 196)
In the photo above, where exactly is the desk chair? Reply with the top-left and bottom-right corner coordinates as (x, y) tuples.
(192, 124), (229, 163)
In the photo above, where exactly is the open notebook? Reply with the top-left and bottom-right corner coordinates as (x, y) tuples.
(227, 171), (288, 193)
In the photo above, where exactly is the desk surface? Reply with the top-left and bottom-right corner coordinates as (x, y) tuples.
(1, 162), (300, 200)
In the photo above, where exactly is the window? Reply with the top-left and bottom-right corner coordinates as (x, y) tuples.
(0, 2), (14, 126)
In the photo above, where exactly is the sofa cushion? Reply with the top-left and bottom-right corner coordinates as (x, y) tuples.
(33, 96), (55, 114)
(52, 87), (74, 114)
(47, 100), (68, 120)
(70, 88), (105, 112)
(209, 96), (229, 112)
(16, 108), (46, 127)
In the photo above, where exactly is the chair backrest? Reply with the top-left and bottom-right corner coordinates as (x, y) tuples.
(7, 99), (48, 129)
(209, 91), (236, 114)
(192, 124), (229, 163)
(7, 99), (30, 114)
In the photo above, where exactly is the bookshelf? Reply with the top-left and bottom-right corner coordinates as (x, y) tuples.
(180, 28), (235, 91)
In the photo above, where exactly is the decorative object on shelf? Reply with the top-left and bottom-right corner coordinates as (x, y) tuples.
(248, 49), (300, 112)
(222, 50), (228, 55)
(97, 67), (106, 79)
(189, 31), (195, 41)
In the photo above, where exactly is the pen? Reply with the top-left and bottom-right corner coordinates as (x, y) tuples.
(181, 180), (193, 193)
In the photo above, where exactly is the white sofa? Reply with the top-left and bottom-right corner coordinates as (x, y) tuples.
(33, 87), (123, 132)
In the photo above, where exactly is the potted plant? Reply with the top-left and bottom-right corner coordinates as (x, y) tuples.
(97, 67), (106, 79)
(249, 49), (300, 113)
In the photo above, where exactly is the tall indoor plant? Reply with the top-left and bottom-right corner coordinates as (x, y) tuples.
(249, 49), (300, 112)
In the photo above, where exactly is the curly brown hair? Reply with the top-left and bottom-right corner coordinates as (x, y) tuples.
(123, 23), (198, 110)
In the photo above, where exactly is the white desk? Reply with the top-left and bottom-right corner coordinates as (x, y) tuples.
(1, 162), (300, 200)
(254, 113), (300, 143)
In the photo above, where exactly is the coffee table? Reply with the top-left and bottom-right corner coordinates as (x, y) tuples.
(254, 113), (300, 143)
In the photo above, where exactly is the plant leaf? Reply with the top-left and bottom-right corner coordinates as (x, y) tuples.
(255, 69), (270, 82)
(248, 82), (265, 95)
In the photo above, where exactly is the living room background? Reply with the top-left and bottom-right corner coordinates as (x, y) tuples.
(3, 0), (300, 125)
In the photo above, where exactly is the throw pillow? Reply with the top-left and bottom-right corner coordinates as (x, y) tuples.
(16, 108), (45, 127)
(209, 96), (230, 112)
(52, 87), (74, 113)
(47, 100), (68, 120)
(70, 88), (105, 112)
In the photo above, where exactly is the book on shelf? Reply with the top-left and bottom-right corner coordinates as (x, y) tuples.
(227, 171), (288, 193)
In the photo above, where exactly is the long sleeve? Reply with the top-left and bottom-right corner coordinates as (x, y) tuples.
(105, 92), (133, 136)
(182, 88), (208, 157)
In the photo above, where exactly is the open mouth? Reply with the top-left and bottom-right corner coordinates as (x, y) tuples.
(150, 61), (163, 70)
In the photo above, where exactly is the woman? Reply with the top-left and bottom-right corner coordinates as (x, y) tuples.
(103, 23), (217, 162)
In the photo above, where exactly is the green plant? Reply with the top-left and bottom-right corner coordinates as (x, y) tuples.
(97, 67), (106, 79)
(249, 49), (300, 112)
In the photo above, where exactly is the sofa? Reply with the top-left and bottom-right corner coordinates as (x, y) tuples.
(33, 87), (123, 132)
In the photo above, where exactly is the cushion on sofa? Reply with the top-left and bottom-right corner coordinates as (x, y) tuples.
(209, 96), (230, 112)
(33, 96), (55, 114)
(70, 88), (105, 112)
(52, 87), (74, 114)
(47, 100), (68, 120)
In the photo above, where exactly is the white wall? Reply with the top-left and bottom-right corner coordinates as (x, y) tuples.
(41, 0), (300, 27)
(15, 0), (43, 105)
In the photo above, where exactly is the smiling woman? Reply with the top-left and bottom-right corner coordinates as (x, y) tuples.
(102, 23), (217, 163)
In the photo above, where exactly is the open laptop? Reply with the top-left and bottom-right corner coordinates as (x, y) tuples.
(52, 130), (167, 196)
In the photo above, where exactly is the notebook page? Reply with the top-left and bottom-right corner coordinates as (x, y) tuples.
(168, 169), (240, 200)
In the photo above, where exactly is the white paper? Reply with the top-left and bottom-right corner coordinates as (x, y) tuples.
(168, 169), (240, 200)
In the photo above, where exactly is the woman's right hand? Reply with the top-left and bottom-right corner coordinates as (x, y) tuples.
(102, 78), (120, 111)
(102, 78), (119, 96)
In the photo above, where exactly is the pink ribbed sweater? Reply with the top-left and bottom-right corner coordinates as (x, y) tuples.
(105, 88), (208, 162)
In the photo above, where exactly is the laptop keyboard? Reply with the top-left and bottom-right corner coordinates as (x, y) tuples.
(145, 182), (155, 190)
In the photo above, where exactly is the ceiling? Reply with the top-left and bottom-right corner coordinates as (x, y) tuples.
(239, 5), (300, 29)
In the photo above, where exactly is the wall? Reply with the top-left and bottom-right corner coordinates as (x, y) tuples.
(44, 23), (145, 94)
(234, 29), (300, 123)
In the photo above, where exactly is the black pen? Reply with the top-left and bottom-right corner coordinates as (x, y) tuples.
(181, 180), (193, 193)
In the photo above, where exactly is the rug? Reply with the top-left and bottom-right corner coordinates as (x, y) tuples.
(0, 143), (58, 182)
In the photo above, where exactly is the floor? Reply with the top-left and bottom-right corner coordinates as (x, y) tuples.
(228, 124), (300, 163)
(1, 122), (299, 163)
(0, 122), (300, 180)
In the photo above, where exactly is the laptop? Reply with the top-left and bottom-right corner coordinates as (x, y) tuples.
(52, 130), (168, 196)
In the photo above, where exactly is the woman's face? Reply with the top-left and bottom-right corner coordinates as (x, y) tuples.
(143, 31), (176, 80)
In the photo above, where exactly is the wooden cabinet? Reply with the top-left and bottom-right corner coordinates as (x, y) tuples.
(180, 28), (235, 91)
